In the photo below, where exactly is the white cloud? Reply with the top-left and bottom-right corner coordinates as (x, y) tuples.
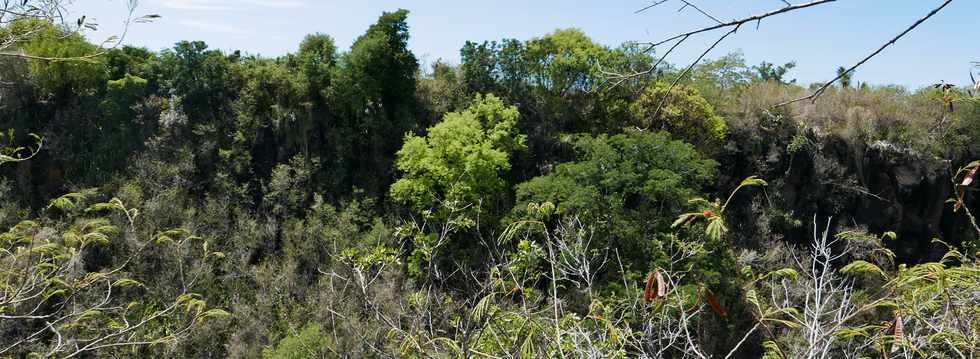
(159, 0), (305, 11)
(178, 19), (250, 34)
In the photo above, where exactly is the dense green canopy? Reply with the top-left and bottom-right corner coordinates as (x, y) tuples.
(1, 8), (978, 358)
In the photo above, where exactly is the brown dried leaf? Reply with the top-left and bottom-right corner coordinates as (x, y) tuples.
(644, 269), (668, 302)
(890, 315), (904, 353)
(644, 271), (656, 303)
(702, 287), (727, 317)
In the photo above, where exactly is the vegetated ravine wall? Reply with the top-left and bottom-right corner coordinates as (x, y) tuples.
(720, 123), (976, 263)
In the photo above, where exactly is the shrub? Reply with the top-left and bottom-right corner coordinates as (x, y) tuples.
(513, 129), (716, 270)
(630, 82), (727, 153)
(262, 323), (333, 359)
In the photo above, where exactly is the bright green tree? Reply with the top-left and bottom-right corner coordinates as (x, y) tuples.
(262, 323), (333, 359)
(390, 94), (526, 277)
(392, 93), (525, 220)
(459, 29), (652, 172)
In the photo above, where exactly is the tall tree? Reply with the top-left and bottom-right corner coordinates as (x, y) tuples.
(629, 82), (727, 154)
(329, 9), (419, 199)
(836, 66), (853, 88)
(291, 34), (337, 189)
(146, 41), (241, 194)
(391, 94), (526, 278)
(458, 29), (652, 177)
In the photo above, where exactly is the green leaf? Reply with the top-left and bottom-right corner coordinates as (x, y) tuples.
(740, 175), (769, 188)
(672, 213), (699, 228)
(75, 309), (104, 324)
(43, 289), (67, 301)
(194, 308), (230, 325)
(47, 192), (88, 211)
(745, 289), (762, 311)
(840, 260), (887, 279)
(705, 218), (725, 241)
(426, 337), (461, 356)
(768, 268), (798, 281)
(761, 340), (783, 359)
(767, 318), (801, 329)
(740, 266), (755, 279)
(112, 278), (144, 288)
(472, 293), (495, 322)
(520, 333), (535, 358)
(833, 328), (870, 339)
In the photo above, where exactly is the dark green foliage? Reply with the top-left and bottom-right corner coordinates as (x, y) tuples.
(105, 46), (154, 80)
(329, 9), (419, 199)
(100, 74), (150, 149)
(514, 130), (717, 268)
(222, 58), (305, 202)
(752, 61), (796, 84)
(836, 66), (853, 88)
(150, 41), (238, 129)
(416, 60), (468, 126)
(459, 29), (652, 176)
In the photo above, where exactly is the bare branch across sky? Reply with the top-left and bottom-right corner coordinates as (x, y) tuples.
(0, 0), (159, 62)
(776, 0), (955, 106)
(625, 0), (956, 109)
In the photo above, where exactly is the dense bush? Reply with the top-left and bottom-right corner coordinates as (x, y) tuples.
(630, 82), (727, 153)
(513, 129), (717, 272)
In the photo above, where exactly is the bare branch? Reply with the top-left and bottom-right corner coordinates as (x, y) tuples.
(648, 0), (836, 48)
(652, 25), (739, 120)
(0, 0), (157, 62)
(775, 0), (954, 107)
(635, 0), (670, 14)
(677, 0), (722, 25)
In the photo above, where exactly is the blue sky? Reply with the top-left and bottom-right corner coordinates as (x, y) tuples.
(78, 0), (977, 88)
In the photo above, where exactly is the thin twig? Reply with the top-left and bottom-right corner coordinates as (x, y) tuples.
(774, 0), (954, 107)
(648, 0), (836, 48)
(635, 0), (670, 14)
(678, 0), (722, 24)
(653, 25), (740, 120)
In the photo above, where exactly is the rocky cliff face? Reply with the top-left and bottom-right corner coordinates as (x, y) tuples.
(720, 123), (977, 263)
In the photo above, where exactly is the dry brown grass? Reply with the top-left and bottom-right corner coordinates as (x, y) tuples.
(718, 81), (975, 157)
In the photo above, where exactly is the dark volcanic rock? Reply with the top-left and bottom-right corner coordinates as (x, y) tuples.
(720, 124), (976, 263)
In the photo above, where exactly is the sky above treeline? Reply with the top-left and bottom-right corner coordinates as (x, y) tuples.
(77, 0), (977, 88)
